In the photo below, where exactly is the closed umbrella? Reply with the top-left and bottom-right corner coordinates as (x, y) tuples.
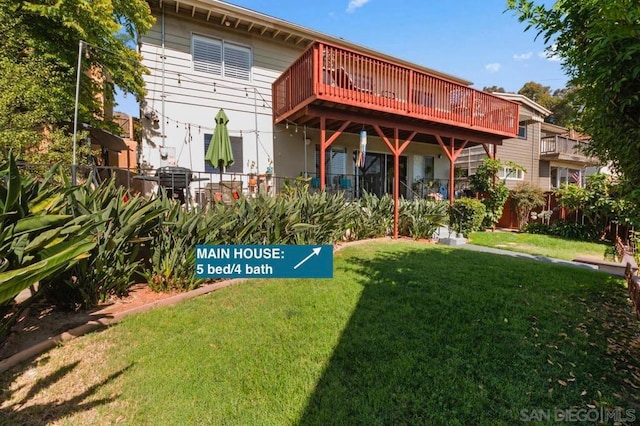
(205, 109), (234, 182)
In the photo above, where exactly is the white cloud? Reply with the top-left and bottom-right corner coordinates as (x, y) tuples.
(513, 52), (533, 61)
(346, 0), (370, 13)
(546, 52), (561, 62)
(484, 63), (501, 73)
(539, 44), (561, 62)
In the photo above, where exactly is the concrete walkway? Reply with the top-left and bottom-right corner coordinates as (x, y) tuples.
(434, 225), (600, 272)
(459, 243), (600, 272)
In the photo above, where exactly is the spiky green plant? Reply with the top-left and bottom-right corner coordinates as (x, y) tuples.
(44, 177), (165, 309)
(399, 199), (449, 239)
(0, 154), (97, 339)
(284, 187), (355, 244)
(351, 191), (394, 238)
(143, 196), (229, 292)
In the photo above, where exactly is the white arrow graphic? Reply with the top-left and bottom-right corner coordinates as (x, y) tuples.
(293, 247), (322, 270)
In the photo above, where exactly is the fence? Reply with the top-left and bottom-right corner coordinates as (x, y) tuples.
(17, 162), (472, 206)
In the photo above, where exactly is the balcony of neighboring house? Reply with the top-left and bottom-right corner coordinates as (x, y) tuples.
(539, 135), (599, 167)
(273, 41), (519, 142)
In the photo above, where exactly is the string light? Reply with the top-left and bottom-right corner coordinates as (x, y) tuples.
(145, 69), (276, 110)
(145, 106), (299, 135)
(142, 72), (307, 136)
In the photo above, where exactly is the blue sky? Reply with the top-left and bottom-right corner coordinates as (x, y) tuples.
(115, 0), (565, 116)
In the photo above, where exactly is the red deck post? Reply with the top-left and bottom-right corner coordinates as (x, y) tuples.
(320, 117), (326, 190)
(435, 135), (468, 205)
(393, 128), (400, 238)
(449, 155), (455, 206)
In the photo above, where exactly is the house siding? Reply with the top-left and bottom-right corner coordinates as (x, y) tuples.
(138, 8), (505, 193)
(140, 10), (303, 176)
(455, 99), (560, 193)
(495, 120), (539, 190)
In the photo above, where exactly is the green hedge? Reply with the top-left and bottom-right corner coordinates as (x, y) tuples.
(450, 198), (486, 237)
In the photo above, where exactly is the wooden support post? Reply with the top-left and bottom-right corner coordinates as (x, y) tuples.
(435, 135), (468, 205)
(372, 126), (416, 238)
(393, 128), (400, 239)
(319, 118), (351, 191)
(320, 117), (326, 190)
(449, 137), (455, 205)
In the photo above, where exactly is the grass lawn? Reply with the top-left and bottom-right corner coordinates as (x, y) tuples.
(468, 231), (611, 261)
(1, 240), (639, 425)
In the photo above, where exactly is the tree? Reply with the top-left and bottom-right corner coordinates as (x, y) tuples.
(518, 81), (553, 108)
(482, 85), (506, 93)
(548, 86), (577, 127)
(554, 174), (637, 238)
(517, 82), (578, 127)
(508, 0), (640, 193)
(0, 1), (154, 164)
(511, 182), (545, 231)
(468, 158), (525, 228)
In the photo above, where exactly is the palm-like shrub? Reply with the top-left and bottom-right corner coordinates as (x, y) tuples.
(44, 178), (165, 309)
(399, 199), (449, 239)
(352, 191), (394, 238)
(0, 155), (97, 339)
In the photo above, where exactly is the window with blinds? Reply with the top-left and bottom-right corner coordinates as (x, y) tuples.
(203, 134), (243, 174)
(224, 43), (251, 80)
(192, 35), (251, 81)
(193, 36), (222, 75)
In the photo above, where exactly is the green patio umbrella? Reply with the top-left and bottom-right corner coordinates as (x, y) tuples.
(205, 109), (234, 180)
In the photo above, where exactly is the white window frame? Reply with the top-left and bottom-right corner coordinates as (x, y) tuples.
(192, 34), (252, 82)
(498, 166), (524, 180)
(315, 145), (347, 187)
(518, 123), (527, 139)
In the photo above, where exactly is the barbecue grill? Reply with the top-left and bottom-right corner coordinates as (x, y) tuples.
(156, 166), (192, 204)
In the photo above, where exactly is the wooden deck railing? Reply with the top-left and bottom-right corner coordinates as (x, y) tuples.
(540, 136), (590, 156)
(273, 41), (519, 137)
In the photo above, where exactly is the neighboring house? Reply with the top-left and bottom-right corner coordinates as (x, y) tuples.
(539, 123), (599, 189)
(138, 0), (519, 205)
(112, 113), (139, 171)
(455, 93), (599, 192)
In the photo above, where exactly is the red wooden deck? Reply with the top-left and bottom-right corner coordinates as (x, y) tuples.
(272, 41), (519, 238)
(273, 41), (519, 141)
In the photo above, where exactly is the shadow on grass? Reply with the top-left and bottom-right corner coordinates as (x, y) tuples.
(299, 244), (640, 425)
(1, 359), (133, 424)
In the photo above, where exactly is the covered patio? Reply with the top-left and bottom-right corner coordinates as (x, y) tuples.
(273, 41), (519, 237)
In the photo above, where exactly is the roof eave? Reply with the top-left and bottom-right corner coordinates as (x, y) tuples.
(151, 0), (473, 86)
